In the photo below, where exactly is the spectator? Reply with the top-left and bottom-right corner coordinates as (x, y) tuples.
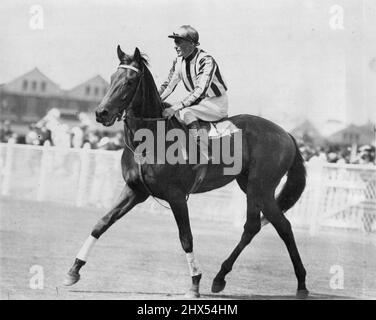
(71, 126), (84, 149)
(97, 136), (112, 150)
(38, 126), (52, 145)
(25, 123), (40, 145)
(0, 120), (14, 142)
(87, 131), (100, 149)
(53, 124), (71, 148)
(112, 131), (125, 150)
(3, 109), (376, 166)
(308, 150), (327, 163)
(35, 108), (62, 146)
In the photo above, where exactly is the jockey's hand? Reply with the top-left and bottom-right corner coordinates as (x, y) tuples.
(162, 107), (179, 119)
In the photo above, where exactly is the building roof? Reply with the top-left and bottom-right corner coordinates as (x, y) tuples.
(1, 68), (62, 97)
(66, 75), (109, 102)
(290, 119), (325, 145)
(0, 68), (109, 102)
(327, 123), (375, 145)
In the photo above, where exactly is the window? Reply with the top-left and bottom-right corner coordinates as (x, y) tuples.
(85, 86), (90, 95)
(94, 87), (99, 95)
(32, 81), (37, 91)
(41, 82), (46, 91)
(23, 80), (28, 90)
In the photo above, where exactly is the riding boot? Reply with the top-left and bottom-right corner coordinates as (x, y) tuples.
(187, 121), (212, 170)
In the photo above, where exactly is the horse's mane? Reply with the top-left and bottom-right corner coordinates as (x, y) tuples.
(121, 51), (168, 111)
(162, 101), (171, 108)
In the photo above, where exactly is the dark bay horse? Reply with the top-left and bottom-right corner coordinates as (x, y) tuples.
(64, 45), (309, 298)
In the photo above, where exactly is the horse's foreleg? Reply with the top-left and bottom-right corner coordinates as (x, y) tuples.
(63, 185), (148, 286)
(170, 199), (202, 298)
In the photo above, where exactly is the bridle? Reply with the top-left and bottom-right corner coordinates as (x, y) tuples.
(115, 64), (195, 206)
(116, 64), (143, 121)
(117, 64), (172, 208)
(117, 64), (166, 122)
(118, 64), (141, 74)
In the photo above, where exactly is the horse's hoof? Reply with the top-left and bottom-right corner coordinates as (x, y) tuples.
(63, 272), (80, 286)
(296, 289), (309, 299)
(211, 279), (226, 293)
(184, 289), (200, 299)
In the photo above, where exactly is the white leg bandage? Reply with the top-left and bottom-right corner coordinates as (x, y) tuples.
(76, 235), (97, 261)
(186, 252), (202, 276)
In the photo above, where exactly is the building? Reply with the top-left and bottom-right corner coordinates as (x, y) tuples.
(327, 123), (375, 146)
(290, 119), (325, 146)
(0, 68), (110, 134)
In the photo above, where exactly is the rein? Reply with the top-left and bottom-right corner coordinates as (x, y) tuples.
(118, 64), (165, 122)
(124, 114), (166, 121)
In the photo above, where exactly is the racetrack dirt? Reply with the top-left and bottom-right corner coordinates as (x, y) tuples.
(1, 197), (375, 300)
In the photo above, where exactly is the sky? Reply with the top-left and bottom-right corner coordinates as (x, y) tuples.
(1, 0), (375, 127)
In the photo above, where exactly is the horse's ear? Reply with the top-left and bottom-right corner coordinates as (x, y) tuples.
(117, 45), (125, 61)
(133, 47), (142, 63)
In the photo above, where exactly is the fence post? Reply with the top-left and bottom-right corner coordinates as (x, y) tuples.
(1, 138), (16, 196)
(37, 140), (51, 201)
(76, 143), (91, 207)
(309, 161), (325, 236)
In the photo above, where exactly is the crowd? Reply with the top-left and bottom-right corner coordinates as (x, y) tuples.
(298, 141), (375, 165)
(1, 111), (375, 164)
(0, 109), (125, 151)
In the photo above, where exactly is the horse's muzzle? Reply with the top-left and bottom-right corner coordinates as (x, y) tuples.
(95, 109), (108, 123)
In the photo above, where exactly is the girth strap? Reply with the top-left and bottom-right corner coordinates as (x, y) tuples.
(138, 161), (207, 204)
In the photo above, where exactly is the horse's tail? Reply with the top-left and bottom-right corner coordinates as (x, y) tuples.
(261, 134), (306, 227)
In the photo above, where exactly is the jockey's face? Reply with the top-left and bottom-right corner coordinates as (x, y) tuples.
(174, 38), (195, 58)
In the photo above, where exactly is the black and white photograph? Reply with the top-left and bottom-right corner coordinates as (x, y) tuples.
(0, 0), (375, 303)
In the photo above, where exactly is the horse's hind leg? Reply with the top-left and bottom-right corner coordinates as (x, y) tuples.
(212, 179), (262, 293)
(262, 193), (308, 298)
(63, 184), (148, 286)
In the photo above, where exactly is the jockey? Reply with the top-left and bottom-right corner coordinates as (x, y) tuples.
(160, 25), (229, 146)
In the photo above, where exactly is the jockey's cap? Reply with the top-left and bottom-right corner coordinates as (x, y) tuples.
(168, 25), (200, 46)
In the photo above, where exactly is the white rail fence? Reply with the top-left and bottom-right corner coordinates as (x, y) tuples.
(0, 141), (375, 235)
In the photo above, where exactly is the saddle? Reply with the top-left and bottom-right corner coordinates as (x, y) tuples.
(163, 102), (240, 139)
(163, 104), (241, 196)
(183, 118), (241, 196)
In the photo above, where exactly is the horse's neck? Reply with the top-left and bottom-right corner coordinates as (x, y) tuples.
(133, 67), (162, 119)
(125, 67), (164, 147)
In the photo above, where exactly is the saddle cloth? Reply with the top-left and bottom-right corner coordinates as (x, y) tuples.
(199, 119), (241, 139)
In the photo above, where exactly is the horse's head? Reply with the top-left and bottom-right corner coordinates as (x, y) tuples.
(95, 45), (145, 126)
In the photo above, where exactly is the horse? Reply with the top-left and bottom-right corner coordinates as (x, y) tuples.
(63, 45), (309, 299)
